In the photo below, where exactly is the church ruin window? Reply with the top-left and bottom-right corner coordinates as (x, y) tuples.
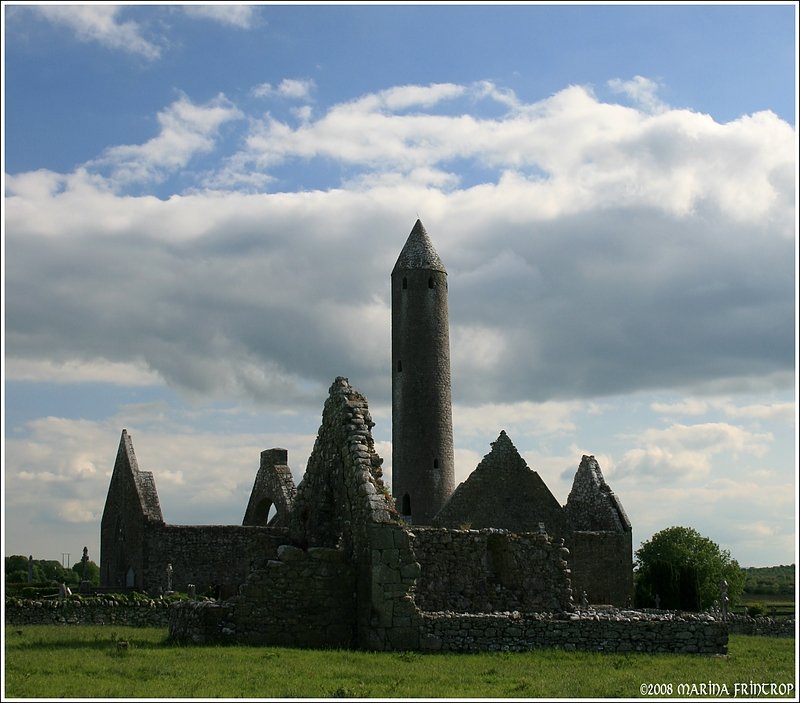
(433, 459), (439, 469)
(397, 360), (402, 372)
(402, 277), (407, 289)
(401, 493), (411, 516)
(254, 497), (274, 525)
(428, 276), (434, 289)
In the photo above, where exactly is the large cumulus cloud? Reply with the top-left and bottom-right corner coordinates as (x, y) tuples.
(5, 80), (794, 416)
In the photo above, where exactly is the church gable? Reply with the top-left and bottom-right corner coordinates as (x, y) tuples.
(101, 429), (163, 529)
(289, 377), (394, 551)
(433, 430), (566, 537)
(565, 455), (630, 533)
(100, 429), (163, 589)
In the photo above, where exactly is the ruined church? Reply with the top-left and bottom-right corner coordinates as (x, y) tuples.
(100, 220), (634, 650)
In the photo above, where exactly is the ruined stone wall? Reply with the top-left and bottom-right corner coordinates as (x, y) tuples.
(418, 611), (728, 654)
(568, 530), (633, 606)
(360, 523), (422, 651)
(142, 525), (289, 595)
(289, 378), (391, 551)
(169, 378), (411, 650)
(411, 527), (572, 614)
(171, 545), (358, 647)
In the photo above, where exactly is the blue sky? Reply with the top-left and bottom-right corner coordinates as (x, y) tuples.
(2, 2), (797, 572)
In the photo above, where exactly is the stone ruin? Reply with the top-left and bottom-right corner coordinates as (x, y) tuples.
(101, 377), (726, 654)
(99, 220), (727, 653)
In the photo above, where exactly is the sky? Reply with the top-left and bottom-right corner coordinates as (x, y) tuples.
(2, 2), (797, 573)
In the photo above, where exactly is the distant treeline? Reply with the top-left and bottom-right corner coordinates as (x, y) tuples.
(5, 555), (100, 589)
(741, 564), (795, 596)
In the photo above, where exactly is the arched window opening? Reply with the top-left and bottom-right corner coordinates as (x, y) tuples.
(402, 277), (408, 289)
(254, 498), (275, 525)
(433, 458), (439, 469)
(428, 276), (434, 289)
(401, 493), (411, 517)
(397, 360), (403, 372)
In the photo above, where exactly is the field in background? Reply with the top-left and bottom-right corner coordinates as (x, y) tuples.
(4, 625), (796, 699)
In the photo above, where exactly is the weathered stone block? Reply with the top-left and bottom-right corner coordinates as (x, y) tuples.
(277, 544), (306, 562)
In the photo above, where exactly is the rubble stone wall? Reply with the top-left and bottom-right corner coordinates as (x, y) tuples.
(170, 545), (357, 647)
(142, 525), (289, 596)
(411, 527), (572, 614)
(418, 611), (729, 654)
(5, 599), (174, 627)
(568, 530), (633, 606)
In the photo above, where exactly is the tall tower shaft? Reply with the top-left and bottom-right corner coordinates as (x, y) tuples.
(391, 220), (455, 524)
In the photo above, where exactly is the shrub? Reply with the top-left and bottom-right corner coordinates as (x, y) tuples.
(747, 602), (768, 618)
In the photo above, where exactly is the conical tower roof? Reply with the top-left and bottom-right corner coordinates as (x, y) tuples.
(392, 219), (446, 274)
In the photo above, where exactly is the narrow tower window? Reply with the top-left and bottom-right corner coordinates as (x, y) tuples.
(402, 493), (411, 517)
(402, 277), (407, 289)
(397, 360), (402, 372)
(433, 459), (439, 469)
(428, 276), (434, 289)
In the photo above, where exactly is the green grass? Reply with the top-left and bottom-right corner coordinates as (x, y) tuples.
(4, 625), (797, 698)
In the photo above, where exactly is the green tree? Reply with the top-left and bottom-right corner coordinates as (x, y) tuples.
(634, 526), (744, 610)
(71, 559), (101, 585)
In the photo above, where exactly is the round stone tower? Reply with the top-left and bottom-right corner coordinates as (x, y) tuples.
(391, 219), (455, 524)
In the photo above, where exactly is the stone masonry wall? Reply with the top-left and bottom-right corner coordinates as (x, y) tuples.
(568, 530), (633, 606)
(169, 378), (409, 650)
(411, 527), (573, 614)
(142, 525), (288, 596)
(170, 545), (356, 647)
(418, 611), (728, 654)
(5, 598), (175, 628)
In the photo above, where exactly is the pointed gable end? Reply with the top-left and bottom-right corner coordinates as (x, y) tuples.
(565, 455), (630, 533)
(104, 429), (163, 525)
(433, 430), (566, 536)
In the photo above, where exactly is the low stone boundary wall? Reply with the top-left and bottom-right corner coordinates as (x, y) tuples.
(5, 598), (176, 628)
(725, 614), (795, 638)
(418, 610), (728, 654)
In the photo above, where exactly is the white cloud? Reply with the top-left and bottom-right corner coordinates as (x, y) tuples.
(31, 5), (161, 60)
(4, 79), (795, 418)
(616, 422), (774, 481)
(87, 94), (243, 189)
(650, 397), (796, 425)
(650, 399), (710, 416)
(6, 358), (162, 386)
(454, 401), (579, 440)
(608, 75), (667, 114)
(252, 79), (317, 101)
(182, 5), (259, 29)
(224, 81), (794, 228)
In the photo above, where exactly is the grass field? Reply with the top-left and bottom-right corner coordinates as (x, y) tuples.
(4, 625), (797, 699)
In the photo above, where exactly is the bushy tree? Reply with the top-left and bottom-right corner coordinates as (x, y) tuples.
(72, 559), (100, 585)
(634, 526), (744, 610)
